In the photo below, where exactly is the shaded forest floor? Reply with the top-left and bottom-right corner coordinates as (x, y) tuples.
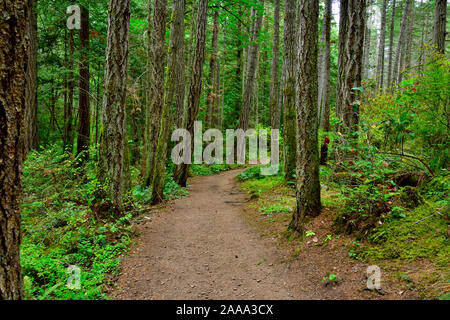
(109, 169), (421, 300)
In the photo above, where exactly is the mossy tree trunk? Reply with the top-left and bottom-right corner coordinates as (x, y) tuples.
(175, 0), (209, 187)
(207, 10), (220, 129)
(24, 0), (38, 153)
(238, 0), (264, 131)
(405, 1), (415, 71)
(143, 0), (167, 187)
(318, 0), (332, 131)
(63, 29), (75, 152)
(76, 6), (90, 164)
(376, 0), (388, 90)
(269, 0), (280, 130)
(141, 0), (152, 180)
(393, 0), (411, 84)
(386, 0), (397, 87)
(362, 1), (372, 80)
(283, 0), (297, 182)
(151, 0), (186, 204)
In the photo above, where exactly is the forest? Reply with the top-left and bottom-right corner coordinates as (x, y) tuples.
(0, 0), (448, 301)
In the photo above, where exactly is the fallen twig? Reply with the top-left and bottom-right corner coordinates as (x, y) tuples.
(380, 152), (434, 176)
(413, 210), (442, 225)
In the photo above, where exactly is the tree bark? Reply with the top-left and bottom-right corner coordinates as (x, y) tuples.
(219, 17), (227, 130)
(234, 8), (244, 119)
(141, 0), (153, 180)
(183, 0), (197, 126)
(174, 1), (186, 130)
(76, 6), (90, 164)
(239, 0), (264, 131)
(318, 0), (331, 131)
(290, 0), (321, 234)
(0, 0), (28, 300)
(418, 0), (432, 71)
(405, 0), (415, 71)
(376, 0), (388, 90)
(269, 0), (280, 130)
(24, 0), (37, 152)
(207, 10), (220, 129)
(64, 29), (75, 152)
(432, 0), (447, 53)
(393, 0), (411, 84)
(336, 0), (366, 136)
(98, 0), (131, 205)
(398, 0), (413, 83)
(283, 0), (297, 182)
(362, 1), (372, 79)
(175, 0), (209, 187)
(386, 0), (397, 87)
(143, 0), (167, 187)
(151, 0), (186, 204)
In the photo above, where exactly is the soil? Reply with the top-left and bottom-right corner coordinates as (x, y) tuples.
(110, 169), (418, 300)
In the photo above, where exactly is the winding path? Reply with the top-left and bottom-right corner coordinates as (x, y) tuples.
(112, 170), (306, 300)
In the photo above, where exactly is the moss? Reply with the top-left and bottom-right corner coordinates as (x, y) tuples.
(400, 186), (425, 209)
(328, 171), (361, 185)
(420, 174), (450, 202)
(356, 202), (449, 266)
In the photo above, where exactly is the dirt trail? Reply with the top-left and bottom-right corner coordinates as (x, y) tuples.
(112, 170), (308, 300)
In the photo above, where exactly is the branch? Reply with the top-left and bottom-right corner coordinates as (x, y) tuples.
(381, 152), (435, 176)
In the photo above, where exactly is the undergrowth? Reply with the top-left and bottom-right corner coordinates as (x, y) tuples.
(20, 146), (191, 299)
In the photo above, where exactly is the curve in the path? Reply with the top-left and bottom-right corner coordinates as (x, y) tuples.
(112, 170), (307, 300)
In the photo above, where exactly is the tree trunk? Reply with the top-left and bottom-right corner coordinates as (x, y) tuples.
(77, 6), (90, 164)
(98, 0), (131, 205)
(336, 0), (366, 135)
(376, 0), (388, 90)
(432, 0), (447, 53)
(174, 1), (186, 130)
(234, 6), (244, 119)
(386, 0), (397, 87)
(141, 0), (153, 180)
(175, 0), (209, 187)
(219, 17), (227, 130)
(64, 29), (75, 152)
(405, 1), (415, 71)
(393, 0), (411, 84)
(398, 0), (413, 83)
(151, 0), (186, 204)
(269, 0), (280, 130)
(24, 0), (38, 153)
(283, 0), (297, 182)
(318, 0), (332, 131)
(239, 0), (264, 131)
(207, 10), (220, 129)
(0, 0), (28, 300)
(183, 0), (197, 125)
(362, 2), (372, 79)
(95, 61), (101, 148)
(143, 0), (167, 187)
(418, 0), (432, 71)
(290, 0), (321, 234)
